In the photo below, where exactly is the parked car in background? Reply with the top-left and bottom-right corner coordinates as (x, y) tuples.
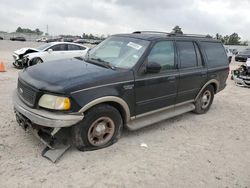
(0, 36), (3, 40)
(13, 42), (88, 68)
(36, 37), (48, 42)
(46, 38), (62, 43)
(225, 47), (233, 63)
(10, 36), (26, 41)
(62, 38), (74, 42)
(231, 49), (238, 55)
(235, 48), (250, 62)
(73, 38), (86, 44)
(22, 42), (89, 67)
(13, 31), (229, 161)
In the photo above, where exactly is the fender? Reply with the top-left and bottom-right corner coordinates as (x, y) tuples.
(195, 79), (219, 101)
(78, 96), (131, 122)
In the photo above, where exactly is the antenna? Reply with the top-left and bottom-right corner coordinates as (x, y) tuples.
(46, 25), (49, 35)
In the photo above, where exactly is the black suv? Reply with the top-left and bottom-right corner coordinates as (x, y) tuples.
(13, 31), (229, 155)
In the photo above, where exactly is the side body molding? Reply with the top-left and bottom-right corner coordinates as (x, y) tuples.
(195, 79), (219, 101)
(78, 96), (131, 122)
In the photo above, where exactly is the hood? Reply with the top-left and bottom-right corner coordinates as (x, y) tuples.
(14, 47), (39, 55)
(19, 58), (133, 94)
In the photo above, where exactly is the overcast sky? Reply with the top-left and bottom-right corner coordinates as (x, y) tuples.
(0, 0), (250, 40)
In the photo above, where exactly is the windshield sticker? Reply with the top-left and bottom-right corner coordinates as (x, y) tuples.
(127, 42), (142, 50)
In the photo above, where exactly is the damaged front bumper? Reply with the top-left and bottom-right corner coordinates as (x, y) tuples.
(13, 54), (24, 69)
(13, 90), (83, 162)
(232, 75), (250, 87)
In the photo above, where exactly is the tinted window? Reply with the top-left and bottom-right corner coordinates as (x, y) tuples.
(177, 41), (197, 68)
(79, 46), (86, 50)
(148, 41), (175, 71)
(201, 42), (228, 67)
(68, 44), (81, 51)
(194, 43), (203, 66)
(50, 44), (66, 51)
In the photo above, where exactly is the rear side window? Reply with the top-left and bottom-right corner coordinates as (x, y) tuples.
(50, 44), (66, 51)
(79, 46), (86, 50)
(201, 42), (228, 67)
(176, 41), (197, 68)
(68, 44), (81, 51)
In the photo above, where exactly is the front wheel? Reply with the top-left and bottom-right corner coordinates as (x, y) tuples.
(72, 104), (123, 151)
(193, 85), (214, 114)
(30, 57), (43, 66)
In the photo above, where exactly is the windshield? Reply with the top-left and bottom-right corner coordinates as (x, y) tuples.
(86, 36), (150, 69)
(36, 43), (52, 51)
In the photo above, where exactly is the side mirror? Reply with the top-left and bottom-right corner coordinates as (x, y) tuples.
(146, 62), (161, 73)
(48, 49), (53, 53)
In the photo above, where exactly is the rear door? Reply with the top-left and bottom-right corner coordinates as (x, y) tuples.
(134, 40), (179, 115)
(176, 40), (207, 103)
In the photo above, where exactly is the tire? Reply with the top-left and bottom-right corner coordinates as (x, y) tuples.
(72, 104), (123, 151)
(193, 85), (214, 114)
(30, 58), (43, 66)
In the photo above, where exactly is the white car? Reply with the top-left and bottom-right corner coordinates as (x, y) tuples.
(225, 47), (233, 63)
(14, 42), (89, 68)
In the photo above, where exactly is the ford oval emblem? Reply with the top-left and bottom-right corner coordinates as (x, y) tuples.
(19, 87), (23, 94)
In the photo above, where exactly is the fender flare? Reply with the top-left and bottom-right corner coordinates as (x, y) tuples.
(78, 96), (131, 122)
(28, 57), (43, 66)
(195, 79), (219, 101)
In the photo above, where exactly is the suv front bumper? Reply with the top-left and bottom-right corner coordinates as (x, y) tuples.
(13, 90), (83, 128)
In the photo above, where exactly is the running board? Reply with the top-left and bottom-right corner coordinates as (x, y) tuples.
(126, 103), (195, 131)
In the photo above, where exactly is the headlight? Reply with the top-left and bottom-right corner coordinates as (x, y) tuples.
(38, 94), (71, 110)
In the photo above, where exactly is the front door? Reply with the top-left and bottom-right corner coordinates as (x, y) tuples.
(45, 44), (67, 62)
(134, 40), (179, 115)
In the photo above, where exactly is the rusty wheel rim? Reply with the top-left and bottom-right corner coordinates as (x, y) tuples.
(87, 117), (115, 147)
(201, 90), (211, 109)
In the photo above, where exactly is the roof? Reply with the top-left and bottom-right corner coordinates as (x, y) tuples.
(114, 31), (219, 42)
(48, 42), (87, 48)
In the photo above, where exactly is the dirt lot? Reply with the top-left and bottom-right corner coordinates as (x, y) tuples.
(0, 40), (249, 188)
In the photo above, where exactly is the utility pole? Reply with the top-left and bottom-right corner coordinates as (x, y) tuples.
(46, 25), (49, 36)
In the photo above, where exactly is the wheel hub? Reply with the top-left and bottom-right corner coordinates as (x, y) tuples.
(95, 123), (106, 135)
(201, 90), (211, 109)
(87, 117), (115, 146)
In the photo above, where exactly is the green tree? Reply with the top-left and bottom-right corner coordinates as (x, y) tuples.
(227, 33), (241, 45)
(15, 27), (43, 35)
(172, 25), (183, 34)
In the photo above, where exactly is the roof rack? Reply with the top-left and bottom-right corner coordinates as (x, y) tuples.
(132, 31), (212, 38)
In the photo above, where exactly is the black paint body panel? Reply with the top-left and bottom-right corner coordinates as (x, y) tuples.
(17, 34), (229, 119)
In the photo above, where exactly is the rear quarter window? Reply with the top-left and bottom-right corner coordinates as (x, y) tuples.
(201, 42), (228, 68)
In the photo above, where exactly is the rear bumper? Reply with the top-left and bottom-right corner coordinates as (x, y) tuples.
(13, 90), (83, 128)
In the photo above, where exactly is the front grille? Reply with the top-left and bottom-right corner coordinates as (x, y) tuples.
(17, 80), (37, 107)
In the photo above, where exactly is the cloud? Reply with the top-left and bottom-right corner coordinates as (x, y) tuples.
(0, 0), (249, 40)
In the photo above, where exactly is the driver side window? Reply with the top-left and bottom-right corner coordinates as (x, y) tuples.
(148, 41), (175, 71)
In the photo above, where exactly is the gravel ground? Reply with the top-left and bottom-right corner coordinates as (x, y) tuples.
(0, 40), (249, 188)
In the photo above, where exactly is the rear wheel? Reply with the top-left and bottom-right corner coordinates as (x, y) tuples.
(193, 85), (214, 114)
(72, 104), (123, 151)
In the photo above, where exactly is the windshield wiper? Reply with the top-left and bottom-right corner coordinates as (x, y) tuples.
(89, 58), (116, 70)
